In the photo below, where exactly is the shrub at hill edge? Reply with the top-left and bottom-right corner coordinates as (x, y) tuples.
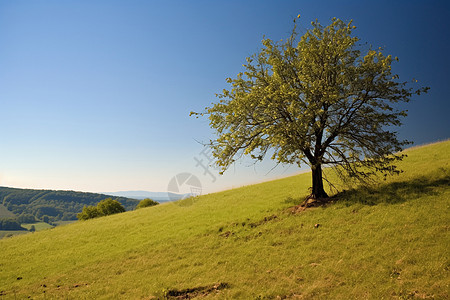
(136, 198), (159, 209)
(77, 198), (125, 220)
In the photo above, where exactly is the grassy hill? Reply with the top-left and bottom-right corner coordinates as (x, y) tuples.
(0, 204), (16, 219)
(0, 141), (448, 299)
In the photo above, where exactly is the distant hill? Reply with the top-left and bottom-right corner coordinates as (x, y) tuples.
(106, 190), (187, 201)
(0, 187), (140, 222)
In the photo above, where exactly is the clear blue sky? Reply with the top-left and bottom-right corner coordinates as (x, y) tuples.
(1, 0), (449, 194)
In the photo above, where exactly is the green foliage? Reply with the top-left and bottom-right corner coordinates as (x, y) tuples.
(136, 198), (159, 209)
(195, 17), (428, 198)
(77, 198), (126, 220)
(0, 219), (26, 231)
(77, 206), (101, 221)
(29, 225), (36, 232)
(17, 214), (36, 224)
(97, 198), (126, 215)
(0, 187), (139, 222)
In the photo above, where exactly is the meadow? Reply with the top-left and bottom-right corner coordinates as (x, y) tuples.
(0, 141), (448, 299)
(0, 204), (15, 219)
(21, 222), (54, 232)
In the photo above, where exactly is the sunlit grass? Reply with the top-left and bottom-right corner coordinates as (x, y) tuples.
(21, 222), (54, 231)
(0, 141), (448, 299)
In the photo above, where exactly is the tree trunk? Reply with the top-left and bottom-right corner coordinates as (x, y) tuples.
(310, 164), (328, 199)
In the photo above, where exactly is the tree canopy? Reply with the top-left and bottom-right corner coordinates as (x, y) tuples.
(194, 17), (428, 199)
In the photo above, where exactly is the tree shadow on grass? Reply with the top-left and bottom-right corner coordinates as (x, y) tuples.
(332, 174), (450, 206)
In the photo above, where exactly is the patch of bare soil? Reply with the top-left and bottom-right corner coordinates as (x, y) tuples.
(248, 214), (278, 228)
(286, 197), (333, 214)
(164, 282), (229, 299)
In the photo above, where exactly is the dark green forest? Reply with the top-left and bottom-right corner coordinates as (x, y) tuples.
(0, 219), (27, 230)
(0, 187), (139, 223)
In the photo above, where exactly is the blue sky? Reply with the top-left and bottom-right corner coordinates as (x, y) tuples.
(0, 0), (449, 194)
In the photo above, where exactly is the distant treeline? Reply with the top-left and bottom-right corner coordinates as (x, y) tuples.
(0, 187), (139, 222)
(0, 219), (26, 231)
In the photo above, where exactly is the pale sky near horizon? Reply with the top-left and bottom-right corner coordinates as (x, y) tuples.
(1, 0), (449, 195)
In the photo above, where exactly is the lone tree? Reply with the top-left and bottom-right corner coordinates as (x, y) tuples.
(193, 17), (428, 199)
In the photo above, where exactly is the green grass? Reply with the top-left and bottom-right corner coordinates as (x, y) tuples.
(0, 230), (28, 239)
(21, 222), (55, 231)
(0, 141), (449, 299)
(1, 221), (74, 240)
(52, 220), (76, 227)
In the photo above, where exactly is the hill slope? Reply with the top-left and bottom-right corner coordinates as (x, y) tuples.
(0, 141), (449, 299)
(0, 204), (15, 219)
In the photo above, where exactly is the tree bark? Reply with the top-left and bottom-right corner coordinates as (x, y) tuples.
(310, 164), (328, 199)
